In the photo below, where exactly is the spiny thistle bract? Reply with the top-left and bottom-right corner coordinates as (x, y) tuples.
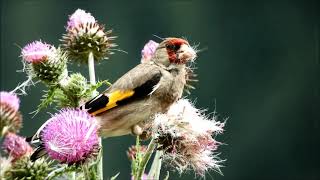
(4, 157), (54, 180)
(30, 48), (68, 85)
(61, 9), (116, 64)
(49, 73), (92, 108)
(21, 41), (68, 86)
(0, 156), (12, 179)
(62, 73), (92, 105)
(0, 92), (22, 135)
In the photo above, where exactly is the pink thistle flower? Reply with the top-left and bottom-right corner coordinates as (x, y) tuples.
(0, 92), (20, 112)
(67, 9), (96, 30)
(0, 92), (22, 135)
(2, 133), (33, 160)
(141, 40), (159, 63)
(21, 41), (54, 63)
(152, 99), (225, 176)
(62, 9), (116, 63)
(40, 108), (99, 164)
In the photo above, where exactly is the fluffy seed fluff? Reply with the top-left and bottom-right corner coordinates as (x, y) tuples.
(41, 108), (99, 164)
(0, 92), (22, 135)
(141, 40), (159, 63)
(61, 9), (116, 63)
(2, 133), (33, 160)
(152, 99), (225, 176)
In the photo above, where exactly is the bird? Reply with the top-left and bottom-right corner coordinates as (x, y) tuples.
(27, 37), (197, 143)
(26, 37), (197, 162)
(80, 37), (197, 138)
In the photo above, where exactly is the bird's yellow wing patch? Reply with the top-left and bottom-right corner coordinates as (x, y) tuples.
(90, 90), (134, 116)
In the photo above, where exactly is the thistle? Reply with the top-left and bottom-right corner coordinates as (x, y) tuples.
(31, 108), (99, 164)
(62, 73), (91, 105)
(0, 92), (22, 135)
(152, 99), (225, 176)
(2, 133), (33, 161)
(21, 41), (68, 86)
(4, 157), (54, 180)
(141, 40), (159, 63)
(61, 9), (116, 63)
(51, 73), (92, 108)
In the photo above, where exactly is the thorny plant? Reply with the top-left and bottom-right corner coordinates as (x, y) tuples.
(0, 9), (225, 180)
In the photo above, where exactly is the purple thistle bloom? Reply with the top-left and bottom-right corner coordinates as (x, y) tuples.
(141, 40), (159, 63)
(41, 108), (99, 164)
(21, 41), (53, 63)
(62, 9), (115, 63)
(0, 91), (20, 112)
(2, 133), (33, 160)
(67, 9), (96, 30)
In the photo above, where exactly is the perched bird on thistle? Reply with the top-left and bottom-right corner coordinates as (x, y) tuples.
(80, 37), (197, 137)
(27, 37), (197, 143)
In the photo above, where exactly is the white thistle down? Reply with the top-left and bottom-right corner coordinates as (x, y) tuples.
(152, 99), (225, 176)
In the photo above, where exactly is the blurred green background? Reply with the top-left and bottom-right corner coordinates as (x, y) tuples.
(1, 0), (319, 179)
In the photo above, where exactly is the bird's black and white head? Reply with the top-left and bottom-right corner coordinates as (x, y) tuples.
(152, 38), (197, 67)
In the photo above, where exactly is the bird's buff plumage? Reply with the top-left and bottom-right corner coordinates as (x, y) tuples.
(80, 37), (197, 137)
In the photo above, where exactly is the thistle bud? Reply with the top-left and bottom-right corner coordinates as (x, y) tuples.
(61, 9), (116, 63)
(141, 40), (159, 63)
(22, 41), (68, 86)
(0, 92), (22, 135)
(57, 73), (91, 107)
(2, 133), (33, 161)
(5, 157), (54, 180)
(64, 73), (89, 97)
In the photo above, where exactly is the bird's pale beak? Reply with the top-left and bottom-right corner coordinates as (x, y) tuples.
(177, 44), (197, 63)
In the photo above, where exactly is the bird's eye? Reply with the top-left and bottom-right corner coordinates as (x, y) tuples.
(166, 44), (180, 51)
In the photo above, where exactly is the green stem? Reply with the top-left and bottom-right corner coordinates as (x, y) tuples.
(88, 52), (96, 86)
(137, 139), (156, 180)
(46, 165), (76, 180)
(147, 150), (163, 180)
(88, 51), (103, 180)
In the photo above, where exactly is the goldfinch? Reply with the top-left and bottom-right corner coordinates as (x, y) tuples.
(27, 37), (197, 162)
(81, 37), (197, 137)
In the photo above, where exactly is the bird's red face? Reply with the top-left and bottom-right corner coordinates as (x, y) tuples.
(157, 38), (197, 65)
